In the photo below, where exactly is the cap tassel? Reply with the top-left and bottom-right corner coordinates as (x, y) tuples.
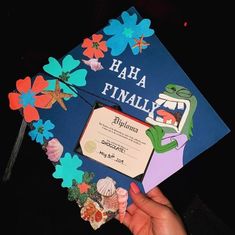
(2, 119), (27, 182)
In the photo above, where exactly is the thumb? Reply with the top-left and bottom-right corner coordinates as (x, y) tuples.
(130, 182), (168, 218)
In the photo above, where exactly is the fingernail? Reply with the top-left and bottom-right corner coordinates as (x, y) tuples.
(130, 182), (140, 194)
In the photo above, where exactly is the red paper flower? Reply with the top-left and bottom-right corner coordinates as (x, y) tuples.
(8, 76), (51, 122)
(82, 34), (108, 59)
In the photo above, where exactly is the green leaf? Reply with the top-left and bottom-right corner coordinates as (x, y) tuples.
(78, 193), (88, 205)
(83, 172), (95, 183)
(88, 183), (97, 195)
(67, 186), (80, 201)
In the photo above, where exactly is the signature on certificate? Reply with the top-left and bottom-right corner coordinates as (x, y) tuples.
(99, 150), (124, 165)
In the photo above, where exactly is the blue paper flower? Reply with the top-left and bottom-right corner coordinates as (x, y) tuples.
(52, 153), (84, 188)
(103, 11), (154, 56)
(43, 55), (87, 99)
(28, 119), (55, 144)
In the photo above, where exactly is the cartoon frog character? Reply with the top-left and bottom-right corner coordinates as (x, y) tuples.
(143, 84), (197, 192)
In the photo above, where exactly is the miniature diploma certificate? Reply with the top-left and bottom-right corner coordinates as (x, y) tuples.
(78, 106), (153, 178)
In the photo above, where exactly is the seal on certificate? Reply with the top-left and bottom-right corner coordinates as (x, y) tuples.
(84, 140), (97, 153)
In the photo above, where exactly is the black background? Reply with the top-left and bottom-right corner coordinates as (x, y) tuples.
(1, 1), (234, 234)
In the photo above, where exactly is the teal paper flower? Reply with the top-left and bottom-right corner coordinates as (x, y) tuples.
(43, 55), (87, 99)
(53, 153), (84, 188)
(103, 11), (154, 56)
(28, 119), (55, 144)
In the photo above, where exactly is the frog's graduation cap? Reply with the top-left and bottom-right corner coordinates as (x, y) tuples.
(5, 7), (230, 230)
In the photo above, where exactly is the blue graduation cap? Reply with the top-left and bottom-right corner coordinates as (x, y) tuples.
(4, 7), (230, 230)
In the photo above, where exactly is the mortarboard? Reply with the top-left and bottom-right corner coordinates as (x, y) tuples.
(4, 6), (230, 230)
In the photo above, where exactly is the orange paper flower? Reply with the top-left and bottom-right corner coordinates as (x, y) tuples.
(8, 76), (51, 122)
(82, 34), (108, 59)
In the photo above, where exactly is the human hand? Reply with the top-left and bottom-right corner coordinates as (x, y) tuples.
(122, 182), (187, 235)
